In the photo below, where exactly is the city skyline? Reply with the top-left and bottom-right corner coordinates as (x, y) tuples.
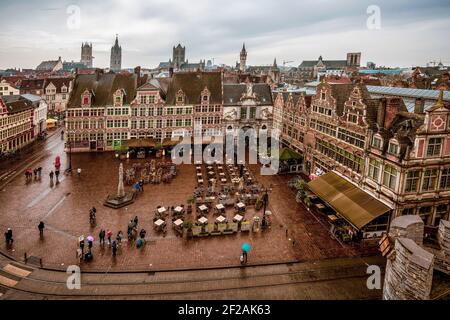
(0, 0), (449, 70)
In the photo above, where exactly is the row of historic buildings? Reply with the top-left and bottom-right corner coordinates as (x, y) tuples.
(64, 70), (273, 152)
(0, 77), (73, 115)
(273, 79), (450, 230)
(0, 94), (48, 154)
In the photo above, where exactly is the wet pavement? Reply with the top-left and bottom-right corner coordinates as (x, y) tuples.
(0, 137), (377, 272)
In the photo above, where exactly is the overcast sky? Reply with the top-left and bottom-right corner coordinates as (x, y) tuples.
(0, 0), (449, 70)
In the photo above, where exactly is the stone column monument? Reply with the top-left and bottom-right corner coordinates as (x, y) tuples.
(118, 163), (125, 198)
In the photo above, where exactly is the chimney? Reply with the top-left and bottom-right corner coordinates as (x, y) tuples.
(384, 98), (402, 129)
(414, 98), (425, 114)
(95, 68), (102, 80)
(134, 66), (142, 86)
(377, 98), (387, 128)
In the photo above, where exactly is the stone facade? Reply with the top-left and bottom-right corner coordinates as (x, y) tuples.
(274, 81), (450, 230)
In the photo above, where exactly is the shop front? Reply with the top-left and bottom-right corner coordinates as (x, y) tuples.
(125, 138), (157, 159)
(307, 171), (392, 244)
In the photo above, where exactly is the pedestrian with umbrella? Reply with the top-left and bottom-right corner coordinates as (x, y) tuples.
(241, 242), (251, 264)
(87, 235), (94, 252)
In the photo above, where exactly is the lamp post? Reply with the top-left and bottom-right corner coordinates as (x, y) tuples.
(261, 185), (272, 229)
(66, 140), (72, 173)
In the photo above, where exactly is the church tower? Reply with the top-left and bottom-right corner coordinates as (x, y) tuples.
(110, 34), (122, 72)
(172, 44), (186, 70)
(239, 43), (247, 72)
(81, 42), (93, 68)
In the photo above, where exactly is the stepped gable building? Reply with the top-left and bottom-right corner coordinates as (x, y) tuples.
(43, 77), (73, 113)
(65, 71), (229, 152)
(65, 70), (137, 151)
(274, 79), (450, 236)
(110, 35), (122, 72)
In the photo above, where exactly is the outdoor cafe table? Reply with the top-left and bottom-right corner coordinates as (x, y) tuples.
(236, 202), (245, 209)
(197, 173), (202, 177)
(232, 178), (240, 184)
(199, 204), (208, 212)
(198, 216), (208, 224)
(219, 172), (225, 176)
(198, 179), (204, 184)
(174, 206), (183, 213)
(154, 219), (165, 227)
(207, 166), (213, 170)
(216, 203), (225, 211)
(174, 219), (183, 227)
(208, 171), (215, 175)
(218, 166), (223, 170)
(216, 215), (226, 223)
(157, 207), (167, 214)
(221, 178), (227, 183)
(233, 214), (243, 222)
(315, 203), (326, 209)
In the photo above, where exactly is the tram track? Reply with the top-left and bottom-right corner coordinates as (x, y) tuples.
(0, 260), (383, 299)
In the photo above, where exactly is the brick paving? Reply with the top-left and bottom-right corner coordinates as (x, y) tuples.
(0, 138), (377, 271)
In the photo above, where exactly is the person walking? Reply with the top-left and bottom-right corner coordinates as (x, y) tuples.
(55, 169), (60, 182)
(49, 170), (54, 181)
(38, 221), (45, 238)
(116, 231), (123, 245)
(76, 248), (82, 265)
(4, 228), (13, 246)
(112, 241), (117, 257)
(37, 167), (42, 178)
(106, 229), (113, 245)
(99, 229), (105, 246)
(33, 169), (37, 180)
(88, 239), (93, 251)
(242, 250), (248, 264)
(77, 168), (81, 177)
(79, 236), (85, 256)
(133, 216), (139, 227)
(139, 229), (146, 243)
(139, 179), (144, 192)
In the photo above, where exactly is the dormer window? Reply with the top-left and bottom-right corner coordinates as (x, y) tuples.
(61, 86), (67, 93)
(113, 89), (124, 107)
(176, 89), (185, 105)
(321, 92), (326, 100)
(81, 89), (92, 106)
(372, 135), (382, 149)
(201, 87), (210, 104)
(388, 141), (399, 155)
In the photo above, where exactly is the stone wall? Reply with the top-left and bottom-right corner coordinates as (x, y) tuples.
(389, 215), (424, 245)
(435, 220), (450, 274)
(383, 238), (434, 300)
